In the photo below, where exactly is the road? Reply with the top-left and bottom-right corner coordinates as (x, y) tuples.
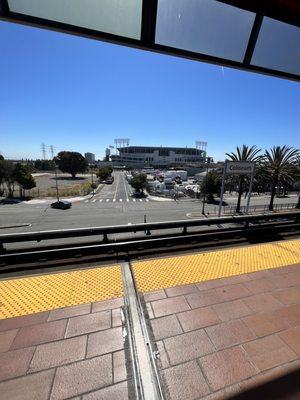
(0, 171), (298, 233)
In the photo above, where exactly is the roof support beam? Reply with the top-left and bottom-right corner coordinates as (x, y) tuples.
(141, 0), (158, 45)
(243, 13), (264, 65)
(0, 0), (9, 16)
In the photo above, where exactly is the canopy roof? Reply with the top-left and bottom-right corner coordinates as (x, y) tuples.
(1, 0), (300, 81)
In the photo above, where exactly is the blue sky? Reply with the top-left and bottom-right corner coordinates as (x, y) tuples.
(0, 20), (299, 161)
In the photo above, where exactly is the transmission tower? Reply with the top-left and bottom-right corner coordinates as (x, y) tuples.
(41, 143), (46, 160)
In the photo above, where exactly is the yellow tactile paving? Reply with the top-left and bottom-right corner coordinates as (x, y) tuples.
(0, 265), (123, 319)
(133, 239), (300, 293)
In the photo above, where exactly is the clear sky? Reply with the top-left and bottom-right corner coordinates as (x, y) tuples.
(0, 20), (299, 161)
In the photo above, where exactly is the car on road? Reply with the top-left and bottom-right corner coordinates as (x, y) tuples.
(105, 176), (114, 184)
(51, 200), (72, 209)
(132, 191), (146, 198)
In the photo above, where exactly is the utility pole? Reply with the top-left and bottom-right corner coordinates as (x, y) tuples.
(50, 145), (59, 202)
(41, 143), (46, 160)
(201, 157), (211, 215)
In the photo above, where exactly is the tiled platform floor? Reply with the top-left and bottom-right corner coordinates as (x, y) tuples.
(145, 263), (300, 400)
(0, 297), (129, 400)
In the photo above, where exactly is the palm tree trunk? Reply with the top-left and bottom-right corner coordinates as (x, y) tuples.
(269, 184), (276, 211)
(236, 178), (243, 213)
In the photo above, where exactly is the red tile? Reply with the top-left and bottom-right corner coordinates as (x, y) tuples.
(92, 297), (124, 313)
(269, 272), (300, 289)
(199, 347), (257, 391)
(206, 319), (255, 350)
(185, 289), (221, 309)
(277, 304), (300, 326)
(0, 347), (35, 381)
(50, 354), (112, 400)
(11, 319), (67, 349)
(216, 284), (251, 302)
(48, 303), (91, 321)
(272, 288), (300, 305)
(212, 299), (253, 321)
(201, 274), (250, 290)
(162, 360), (210, 400)
(246, 270), (273, 280)
(165, 284), (198, 297)
(0, 369), (54, 400)
(151, 315), (182, 340)
(87, 327), (124, 358)
(244, 293), (282, 313)
(151, 296), (190, 318)
(0, 329), (18, 353)
(29, 335), (86, 372)
(66, 310), (111, 337)
(244, 278), (277, 294)
(243, 335), (297, 371)
(279, 327), (300, 356)
(113, 350), (127, 383)
(243, 310), (290, 337)
(177, 307), (220, 332)
(0, 311), (49, 332)
(112, 308), (122, 327)
(164, 329), (214, 365)
(143, 289), (166, 302)
(82, 381), (128, 400)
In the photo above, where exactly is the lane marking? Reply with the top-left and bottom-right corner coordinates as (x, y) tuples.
(127, 199), (130, 202)
(113, 199), (116, 202)
(145, 199), (149, 202)
(92, 199), (96, 203)
(99, 199), (103, 202)
(133, 199), (136, 202)
(119, 199), (123, 202)
(113, 173), (120, 202)
(139, 199), (143, 202)
(106, 199), (110, 202)
(84, 200), (89, 203)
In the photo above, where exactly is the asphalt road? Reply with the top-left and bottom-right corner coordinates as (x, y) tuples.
(0, 171), (298, 234)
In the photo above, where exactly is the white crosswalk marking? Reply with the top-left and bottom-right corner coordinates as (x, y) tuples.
(92, 199), (96, 203)
(99, 199), (103, 202)
(139, 199), (143, 202)
(119, 199), (123, 202)
(126, 199), (129, 202)
(84, 200), (89, 203)
(133, 199), (136, 202)
(145, 199), (149, 202)
(106, 199), (110, 202)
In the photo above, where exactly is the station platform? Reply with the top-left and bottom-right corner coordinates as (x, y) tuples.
(0, 239), (300, 399)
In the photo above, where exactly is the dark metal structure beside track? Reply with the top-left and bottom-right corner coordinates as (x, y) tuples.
(1, 212), (299, 272)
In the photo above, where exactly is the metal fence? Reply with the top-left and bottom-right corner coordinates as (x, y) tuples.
(212, 202), (298, 215)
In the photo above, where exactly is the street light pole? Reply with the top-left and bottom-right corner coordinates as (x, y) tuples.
(201, 157), (210, 215)
(91, 166), (95, 196)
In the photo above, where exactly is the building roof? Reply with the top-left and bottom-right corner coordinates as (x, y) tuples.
(1, 0), (300, 82)
(118, 146), (203, 151)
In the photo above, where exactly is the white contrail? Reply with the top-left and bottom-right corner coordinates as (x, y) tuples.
(221, 66), (225, 76)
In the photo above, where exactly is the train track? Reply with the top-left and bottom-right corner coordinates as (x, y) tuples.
(1, 219), (299, 276)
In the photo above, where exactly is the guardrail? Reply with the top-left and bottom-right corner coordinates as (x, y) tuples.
(0, 211), (299, 250)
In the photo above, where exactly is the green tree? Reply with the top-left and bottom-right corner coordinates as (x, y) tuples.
(225, 145), (261, 213)
(130, 173), (147, 193)
(13, 163), (36, 197)
(97, 167), (112, 181)
(296, 156), (300, 209)
(125, 165), (134, 172)
(0, 155), (5, 196)
(3, 160), (16, 198)
(34, 159), (55, 171)
(262, 146), (299, 211)
(55, 151), (87, 179)
(201, 170), (221, 202)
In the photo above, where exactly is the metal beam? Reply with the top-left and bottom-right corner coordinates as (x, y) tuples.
(243, 13), (264, 65)
(141, 0), (158, 45)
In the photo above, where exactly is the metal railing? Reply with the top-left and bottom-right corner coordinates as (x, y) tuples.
(0, 211), (299, 249)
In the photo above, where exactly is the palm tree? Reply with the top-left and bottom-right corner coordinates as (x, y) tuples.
(295, 155), (300, 209)
(262, 146), (300, 211)
(225, 145), (261, 213)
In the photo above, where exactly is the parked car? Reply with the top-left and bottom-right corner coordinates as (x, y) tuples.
(105, 176), (114, 184)
(51, 200), (72, 209)
(132, 191), (146, 198)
